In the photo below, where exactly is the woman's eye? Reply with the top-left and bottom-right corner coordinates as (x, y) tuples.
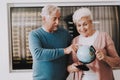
(83, 23), (88, 26)
(77, 24), (81, 27)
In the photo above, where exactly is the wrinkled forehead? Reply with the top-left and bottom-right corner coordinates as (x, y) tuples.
(77, 16), (91, 24)
(79, 16), (91, 21)
(49, 10), (61, 17)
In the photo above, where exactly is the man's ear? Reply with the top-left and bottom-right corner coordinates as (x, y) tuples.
(42, 16), (48, 24)
(42, 16), (46, 22)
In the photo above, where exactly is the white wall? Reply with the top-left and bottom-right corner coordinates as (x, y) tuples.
(0, 0), (120, 80)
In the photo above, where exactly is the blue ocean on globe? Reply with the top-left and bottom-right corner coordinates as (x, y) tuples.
(77, 45), (96, 64)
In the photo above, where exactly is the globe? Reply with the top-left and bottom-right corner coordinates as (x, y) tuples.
(77, 45), (96, 64)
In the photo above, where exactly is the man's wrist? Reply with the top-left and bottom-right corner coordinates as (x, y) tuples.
(64, 47), (71, 54)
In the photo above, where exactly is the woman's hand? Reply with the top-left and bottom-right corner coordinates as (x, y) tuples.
(96, 50), (106, 61)
(71, 44), (79, 53)
(67, 62), (80, 73)
(96, 50), (120, 67)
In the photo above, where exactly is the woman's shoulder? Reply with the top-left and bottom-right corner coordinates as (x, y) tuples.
(73, 35), (80, 39)
(98, 31), (110, 37)
(72, 35), (80, 43)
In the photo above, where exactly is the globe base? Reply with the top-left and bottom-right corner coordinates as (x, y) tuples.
(76, 65), (89, 71)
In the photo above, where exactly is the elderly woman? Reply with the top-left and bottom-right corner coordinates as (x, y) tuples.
(67, 8), (120, 80)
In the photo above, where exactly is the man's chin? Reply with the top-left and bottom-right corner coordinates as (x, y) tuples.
(53, 27), (58, 31)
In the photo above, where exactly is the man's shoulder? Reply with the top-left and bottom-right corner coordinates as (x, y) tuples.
(30, 27), (42, 33)
(29, 27), (43, 36)
(58, 27), (69, 33)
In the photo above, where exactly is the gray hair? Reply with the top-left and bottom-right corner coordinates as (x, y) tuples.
(73, 8), (93, 24)
(41, 5), (61, 17)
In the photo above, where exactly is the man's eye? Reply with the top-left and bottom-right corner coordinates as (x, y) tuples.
(58, 18), (61, 20)
(53, 17), (60, 21)
(53, 18), (56, 21)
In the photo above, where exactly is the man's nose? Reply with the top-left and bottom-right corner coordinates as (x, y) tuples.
(55, 19), (59, 24)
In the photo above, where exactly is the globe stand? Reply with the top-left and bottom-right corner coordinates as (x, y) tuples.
(76, 45), (96, 71)
(76, 64), (89, 71)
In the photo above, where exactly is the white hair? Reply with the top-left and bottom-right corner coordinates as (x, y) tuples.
(40, 5), (61, 17)
(73, 8), (93, 24)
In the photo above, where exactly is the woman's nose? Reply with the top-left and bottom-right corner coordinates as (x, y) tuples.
(80, 26), (85, 31)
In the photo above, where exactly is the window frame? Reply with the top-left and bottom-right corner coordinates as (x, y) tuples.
(8, 1), (120, 72)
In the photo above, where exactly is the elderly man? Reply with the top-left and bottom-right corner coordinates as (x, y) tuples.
(29, 5), (74, 80)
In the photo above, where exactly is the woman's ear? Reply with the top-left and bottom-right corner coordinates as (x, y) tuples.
(89, 20), (92, 24)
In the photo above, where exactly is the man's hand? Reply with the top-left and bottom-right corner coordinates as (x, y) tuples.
(64, 44), (78, 54)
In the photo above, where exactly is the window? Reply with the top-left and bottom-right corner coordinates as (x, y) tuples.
(8, 4), (120, 70)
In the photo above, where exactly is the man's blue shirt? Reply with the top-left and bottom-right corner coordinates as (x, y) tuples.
(29, 27), (71, 80)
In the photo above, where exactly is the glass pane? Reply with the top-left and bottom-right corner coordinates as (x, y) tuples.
(9, 6), (120, 70)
